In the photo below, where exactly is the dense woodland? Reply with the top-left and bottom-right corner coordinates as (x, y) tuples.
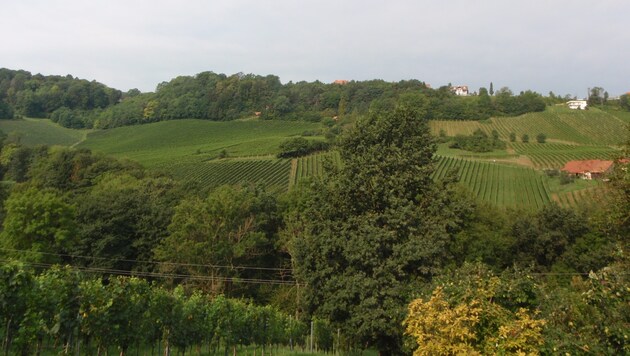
(0, 68), (561, 128)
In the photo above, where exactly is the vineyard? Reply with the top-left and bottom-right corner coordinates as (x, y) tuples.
(78, 119), (323, 167)
(0, 263), (345, 356)
(429, 106), (628, 146)
(0, 117), (88, 146)
(510, 143), (620, 168)
(169, 158), (292, 191)
(289, 151), (341, 187)
(432, 156), (551, 209)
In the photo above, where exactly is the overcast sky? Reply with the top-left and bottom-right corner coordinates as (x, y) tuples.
(2, 0), (628, 97)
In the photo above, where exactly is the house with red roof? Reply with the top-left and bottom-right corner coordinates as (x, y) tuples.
(561, 160), (614, 180)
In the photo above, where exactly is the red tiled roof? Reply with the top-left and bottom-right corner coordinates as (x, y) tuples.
(561, 160), (613, 174)
(333, 80), (349, 85)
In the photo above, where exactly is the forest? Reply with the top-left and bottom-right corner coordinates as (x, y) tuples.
(0, 68), (555, 129)
(0, 89), (627, 354)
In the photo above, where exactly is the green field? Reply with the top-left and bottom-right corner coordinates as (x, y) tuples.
(0, 118), (88, 146)
(78, 119), (323, 167)
(430, 106), (628, 146)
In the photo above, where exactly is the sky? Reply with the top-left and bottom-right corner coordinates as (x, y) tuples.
(2, 0), (628, 97)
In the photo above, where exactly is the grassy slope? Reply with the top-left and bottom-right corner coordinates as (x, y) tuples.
(78, 119), (322, 167)
(0, 118), (87, 146)
(430, 106), (628, 146)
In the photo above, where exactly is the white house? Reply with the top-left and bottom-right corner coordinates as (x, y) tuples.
(566, 100), (588, 110)
(450, 85), (469, 96)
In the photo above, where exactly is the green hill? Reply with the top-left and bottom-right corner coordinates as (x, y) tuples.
(0, 118), (87, 146)
(430, 106), (627, 146)
(77, 119), (323, 167)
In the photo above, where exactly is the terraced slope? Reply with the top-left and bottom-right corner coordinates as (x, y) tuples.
(510, 143), (620, 168)
(430, 106), (627, 146)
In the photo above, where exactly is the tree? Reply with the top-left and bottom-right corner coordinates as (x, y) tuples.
(509, 132), (516, 142)
(0, 187), (76, 264)
(155, 185), (278, 296)
(536, 133), (547, 143)
(291, 96), (459, 354)
(489, 82), (494, 96)
(522, 133), (530, 143)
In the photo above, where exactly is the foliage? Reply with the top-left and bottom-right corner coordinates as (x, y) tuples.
(404, 287), (481, 355)
(522, 133), (530, 143)
(290, 97), (463, 354)
(154, 185), (279, 296)
(536, 132), (547, 143)
(277, 137), (329, 158)
(449, 128), (506, 152)
(404, 263), (546, 355)
(0, 187), (76, 264)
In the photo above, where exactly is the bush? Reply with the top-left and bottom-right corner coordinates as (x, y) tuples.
(509, 132), (516, 142)
(449, 129), (506, 152)
(559, 171), (574, 185)
(521, 134), (529, 143)
(277, 137), (329, 158)
(536, 133), (546, 143)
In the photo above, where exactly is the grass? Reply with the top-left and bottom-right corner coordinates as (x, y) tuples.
(0, 118), (88, 146)
(78, 119), (323, 167)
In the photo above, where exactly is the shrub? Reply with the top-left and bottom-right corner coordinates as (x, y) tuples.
(536, 133), (547, 143)
(509, 132), (516, 142)
(521, 134), (529, 143)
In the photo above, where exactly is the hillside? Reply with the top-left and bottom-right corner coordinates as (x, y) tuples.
(77, 119), (323, 167)
(430, 106), (627, 146)
(0, 118), (88, 146)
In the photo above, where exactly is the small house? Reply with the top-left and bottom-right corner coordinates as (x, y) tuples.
(561, 159), (613, 180)
(566, 100), (588, 110)
(333, 79), (349, 85)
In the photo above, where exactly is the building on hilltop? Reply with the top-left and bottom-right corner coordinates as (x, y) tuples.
(566, 100), (588, 110)
(561, 159), (613, 180)
(450, 85), (469, 96)
(333, 79), (349, 85)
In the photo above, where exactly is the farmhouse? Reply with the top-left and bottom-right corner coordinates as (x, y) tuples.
(566, 100), (588, 110)
(450, 85), (469, 96)
(333, 79), (349, 85)
(561, 159), (613, 180)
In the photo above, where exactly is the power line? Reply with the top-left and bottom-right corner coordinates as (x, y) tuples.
(0, 259), (300, 286)
(0, 247), (293, 272)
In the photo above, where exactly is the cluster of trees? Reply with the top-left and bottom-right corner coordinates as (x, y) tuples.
(449, 129), (506, 152)
(283, 96), (629, 354)
(1, 68), (549, 128)
(0, 68), (122, 123)
(276, 137), (330, 158)
(0, 95), (627, 354)
(0, 263), (312, 355)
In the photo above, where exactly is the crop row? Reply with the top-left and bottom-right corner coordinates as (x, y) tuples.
(510, 143), (620, 168)
(551, 187), (604, 209)
(290, 151), (341, 186)
(432, 156), (551, 209)
(171, 159), (292, 191)
(430, 107), (627, 146)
